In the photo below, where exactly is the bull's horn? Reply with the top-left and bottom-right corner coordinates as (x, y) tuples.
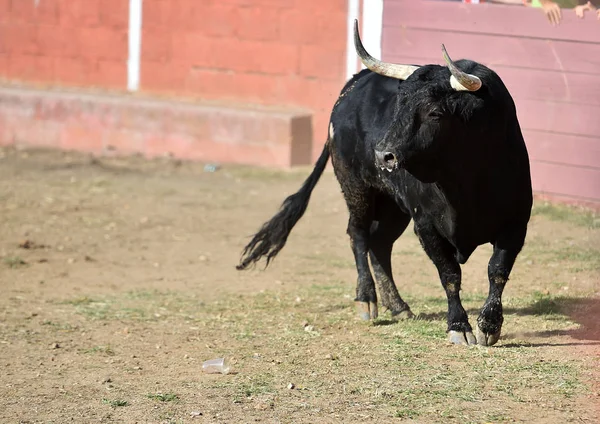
(441, 44), (482, 92)
(354, 20), (418, 80)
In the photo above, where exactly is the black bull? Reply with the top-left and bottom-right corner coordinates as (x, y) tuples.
(237, 21), (533, 346)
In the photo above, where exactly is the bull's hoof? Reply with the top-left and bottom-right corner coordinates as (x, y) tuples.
(356, 301), (378, 320)
(391, 309), (415, 321)
(476, 326), (501, 346)
(447, 330), (477, 346)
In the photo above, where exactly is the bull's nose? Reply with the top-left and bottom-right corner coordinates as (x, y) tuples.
(375, 150), (397, 172)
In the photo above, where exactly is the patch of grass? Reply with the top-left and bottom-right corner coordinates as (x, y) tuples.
(410, 293), (487, 308)
(532, 201), (599, 229)
(302, 254), (354, 270)
(73, 300), (111, 320)
(41, 320), (77, 331)
(394, 407), (422, 419)
(504, 357), (581, 398)
(524, 292), (565, 315)
(61, 296), (95, 306)
(522, 241), (600, 272)
(146, 393), (179, 402)
(372, 338), (583, 419)
(551, 246), (600, 272)
(81, 345), (115, 356)
(125, 289), (175, 300)
(240, 377), (274, 398)
(309, 284), (344, 292)
(233, 329), (257, 341)
(114, 307), (151, 320)
(3, 256), (28, 268)
(61, 290), (193, 322)
(102, 398), (128, 408)
(212, 373), (276, 403)
(508, 293), (593, 321)
(483, 413), (511, 423)
(389, 317), (446, 341)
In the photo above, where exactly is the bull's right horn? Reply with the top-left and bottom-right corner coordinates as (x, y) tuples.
(441, 44), (482, 92)
(354, 19), (418, 81)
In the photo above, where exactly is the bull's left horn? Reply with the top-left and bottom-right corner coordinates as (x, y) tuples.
(441, 44), (482, 92)
(354, 19), (418, 80)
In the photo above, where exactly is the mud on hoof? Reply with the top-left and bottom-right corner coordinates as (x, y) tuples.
(476, 326), (501, 346)
(356, 301), (378, 320)
(476, 315), (503, 346)
(390, 308), (415, 321)
(447, 330), (477, 346)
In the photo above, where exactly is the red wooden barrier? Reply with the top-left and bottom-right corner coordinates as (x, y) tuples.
(382, 0), (600, 208)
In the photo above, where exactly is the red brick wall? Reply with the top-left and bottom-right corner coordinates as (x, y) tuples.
(0, 0), (128, 89)
(0, 0), (349, 161)
(141, 0), (348, 160)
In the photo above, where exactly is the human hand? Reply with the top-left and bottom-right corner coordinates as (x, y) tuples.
(575, 1), (596, 18)
(540, 0), (562, 25)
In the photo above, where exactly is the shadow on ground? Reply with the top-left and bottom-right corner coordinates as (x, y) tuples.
(512, 296), (600, 342)
(413, 296), (600, 344)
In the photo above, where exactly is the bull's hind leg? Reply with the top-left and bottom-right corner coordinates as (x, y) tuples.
(369, 196), (414, 320)
(477, 225), (527, 346)
(336, 180), (379, 320)
(414, 222), (476, 345)
(347, 207), (379, 321)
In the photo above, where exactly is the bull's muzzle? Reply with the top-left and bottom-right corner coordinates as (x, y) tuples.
(375, 150), (398, 172)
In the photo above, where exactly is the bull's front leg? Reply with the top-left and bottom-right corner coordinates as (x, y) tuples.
(477, 227), (527, 346)
(414, 223), (476, 345)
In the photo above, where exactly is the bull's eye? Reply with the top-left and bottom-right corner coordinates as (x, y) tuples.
(428, 110), (443, 120)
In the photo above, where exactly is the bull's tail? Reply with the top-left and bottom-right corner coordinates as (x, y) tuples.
(236, 142), (331, 270)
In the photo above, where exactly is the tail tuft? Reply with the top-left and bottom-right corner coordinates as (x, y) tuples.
(236, 191), (306, 270)
(237, 143), (330, 270)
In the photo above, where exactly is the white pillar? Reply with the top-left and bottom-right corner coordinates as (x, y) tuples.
(128, 0), (143, 91)
(361, 0), (384, 66)
(346, 0), (360, 80)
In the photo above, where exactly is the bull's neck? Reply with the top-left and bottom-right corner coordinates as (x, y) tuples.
(434, 162), (485, 210)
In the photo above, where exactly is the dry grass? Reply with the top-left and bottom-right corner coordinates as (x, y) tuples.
(0, 147), (598, 423)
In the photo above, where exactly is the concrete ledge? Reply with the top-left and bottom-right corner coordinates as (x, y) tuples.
(0, 87), (313, 168)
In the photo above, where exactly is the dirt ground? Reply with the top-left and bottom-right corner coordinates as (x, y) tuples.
(0, 147), (598, 424)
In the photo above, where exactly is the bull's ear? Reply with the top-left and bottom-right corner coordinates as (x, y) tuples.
(441, 44), (482, 92)
(354, 19), (419, 80)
